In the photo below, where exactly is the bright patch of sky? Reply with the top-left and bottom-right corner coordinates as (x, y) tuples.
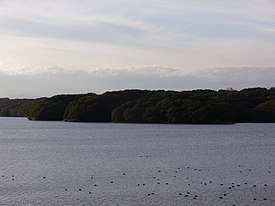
(0, 0), (275, 97)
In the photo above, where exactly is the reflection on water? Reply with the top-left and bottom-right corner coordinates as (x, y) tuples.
(0, 117), (274, 205)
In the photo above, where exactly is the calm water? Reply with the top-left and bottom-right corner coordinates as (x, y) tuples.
(0, 117), (274, 206)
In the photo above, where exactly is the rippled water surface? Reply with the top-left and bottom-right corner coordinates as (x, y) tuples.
(0, 117), (274, 205)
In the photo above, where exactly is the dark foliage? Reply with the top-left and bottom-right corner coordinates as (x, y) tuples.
(63, 90), (153, 122)
(0, 98), (44, 117)
(1, 87), (275, 123)
(27, 94), (84, 120)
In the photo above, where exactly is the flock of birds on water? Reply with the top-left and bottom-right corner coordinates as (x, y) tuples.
(1, 157), (273, 206)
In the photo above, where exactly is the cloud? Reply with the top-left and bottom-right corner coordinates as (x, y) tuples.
(0, 16), (156, 45)
(0, 0), (275, 98)
(0, 66), (274, 98)
(196, 66), (275, 89)
(0, 1), (161, 42)
(1, 0), (275, 41)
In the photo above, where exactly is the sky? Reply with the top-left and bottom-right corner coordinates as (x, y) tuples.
(0, 0), (275, 98)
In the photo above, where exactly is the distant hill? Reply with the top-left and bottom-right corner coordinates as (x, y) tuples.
(1, 88), (275, 123)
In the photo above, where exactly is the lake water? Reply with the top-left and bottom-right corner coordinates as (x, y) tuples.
(0, 117), (274, 206)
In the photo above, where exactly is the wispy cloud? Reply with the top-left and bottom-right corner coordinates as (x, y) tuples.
(1, 0), (275, 41)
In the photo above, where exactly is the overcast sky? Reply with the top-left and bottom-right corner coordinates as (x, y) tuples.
(1, 0), (275, 98)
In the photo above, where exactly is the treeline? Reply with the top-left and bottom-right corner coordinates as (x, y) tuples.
(0, 98), (45, 117)
(1, 88), (275, 123)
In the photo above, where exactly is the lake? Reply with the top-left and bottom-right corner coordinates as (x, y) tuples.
(0, 117), (274, 205)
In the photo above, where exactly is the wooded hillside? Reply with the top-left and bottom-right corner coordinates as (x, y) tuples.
(1, 88), (275, 124)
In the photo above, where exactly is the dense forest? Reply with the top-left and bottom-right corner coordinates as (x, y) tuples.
(1, 88), (275, 124)
(0, 98), (45, 117)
